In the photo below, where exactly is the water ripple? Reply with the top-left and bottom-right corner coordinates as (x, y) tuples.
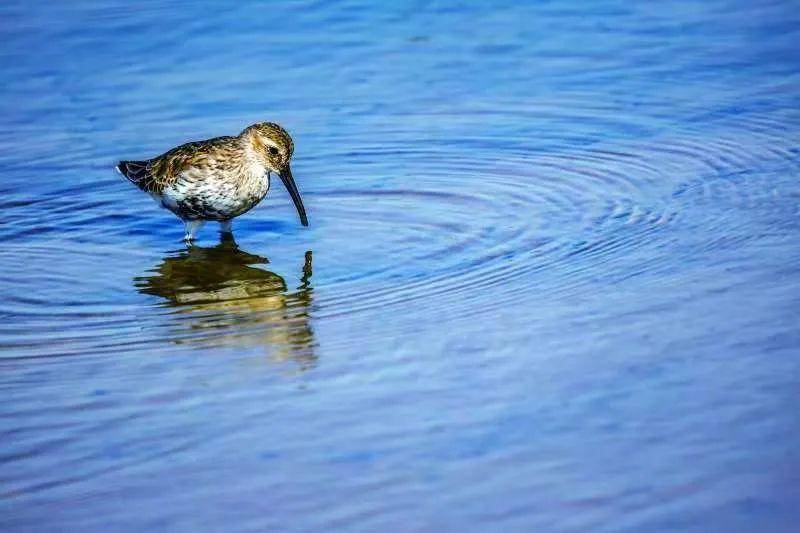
(2, 1), (800, 527)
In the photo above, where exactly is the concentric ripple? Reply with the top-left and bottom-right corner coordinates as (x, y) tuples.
(290, 104), (800, 336)
(2, 103), (798, 357)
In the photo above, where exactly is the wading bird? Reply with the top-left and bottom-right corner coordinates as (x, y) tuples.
(117, 122), (308, 242)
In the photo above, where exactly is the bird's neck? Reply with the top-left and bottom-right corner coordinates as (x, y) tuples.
(240, 134), (269, 176)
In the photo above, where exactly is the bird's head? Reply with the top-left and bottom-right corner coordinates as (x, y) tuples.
(242, 122), (307, 227)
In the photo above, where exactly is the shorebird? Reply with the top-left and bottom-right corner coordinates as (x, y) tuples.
(117, 122), (308, 242)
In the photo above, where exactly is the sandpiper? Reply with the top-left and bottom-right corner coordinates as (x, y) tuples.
(117, 122), (308, 242)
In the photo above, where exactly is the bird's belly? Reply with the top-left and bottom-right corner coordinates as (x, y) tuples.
(158, 174), (270, 220)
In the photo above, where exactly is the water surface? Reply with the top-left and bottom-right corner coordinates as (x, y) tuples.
(1, 1), (800, 531)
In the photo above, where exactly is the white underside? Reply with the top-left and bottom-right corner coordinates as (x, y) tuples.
(153, 169), (271, 222)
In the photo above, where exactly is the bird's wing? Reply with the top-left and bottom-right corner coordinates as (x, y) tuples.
(118, 136), (236, 194)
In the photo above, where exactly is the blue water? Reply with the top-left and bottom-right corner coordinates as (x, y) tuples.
(2, 1), (800, 530)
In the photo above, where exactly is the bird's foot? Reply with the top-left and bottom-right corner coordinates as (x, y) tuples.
(183, 220), (205, 245)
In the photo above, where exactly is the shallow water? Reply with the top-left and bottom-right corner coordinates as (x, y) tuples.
(2, 1), (800, 530)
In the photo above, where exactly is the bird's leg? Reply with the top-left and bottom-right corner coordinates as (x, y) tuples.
(183, 220), (204, 244)
(219, 220), (235, 243)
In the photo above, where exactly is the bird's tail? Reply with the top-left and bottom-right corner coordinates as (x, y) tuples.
(116, 160), (149, 185)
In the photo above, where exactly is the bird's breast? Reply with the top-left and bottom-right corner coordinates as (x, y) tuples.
(159, 168), (270, 220)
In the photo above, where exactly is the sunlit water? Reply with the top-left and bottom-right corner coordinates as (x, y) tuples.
(2, 1), (800, 530)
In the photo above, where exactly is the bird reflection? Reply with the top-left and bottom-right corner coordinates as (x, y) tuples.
(135, 240), (315, 370)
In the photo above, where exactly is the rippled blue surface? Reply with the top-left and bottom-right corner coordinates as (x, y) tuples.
(2, 1), (800, 530)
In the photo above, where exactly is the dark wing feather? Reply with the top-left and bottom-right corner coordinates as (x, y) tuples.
(117, 160), (159, 192)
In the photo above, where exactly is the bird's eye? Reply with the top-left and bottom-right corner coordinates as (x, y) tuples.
(268, 147), (279, 156)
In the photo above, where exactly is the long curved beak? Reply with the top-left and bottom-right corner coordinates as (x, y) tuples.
(278, 164), (308, 227)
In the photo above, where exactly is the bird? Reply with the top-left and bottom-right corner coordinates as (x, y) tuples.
(117, 122), (308, 243)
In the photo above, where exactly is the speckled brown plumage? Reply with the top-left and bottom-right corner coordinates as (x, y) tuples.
(117, 122), (307, 242)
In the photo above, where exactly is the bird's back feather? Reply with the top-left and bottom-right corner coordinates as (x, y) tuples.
(117, 136), (241, 194)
